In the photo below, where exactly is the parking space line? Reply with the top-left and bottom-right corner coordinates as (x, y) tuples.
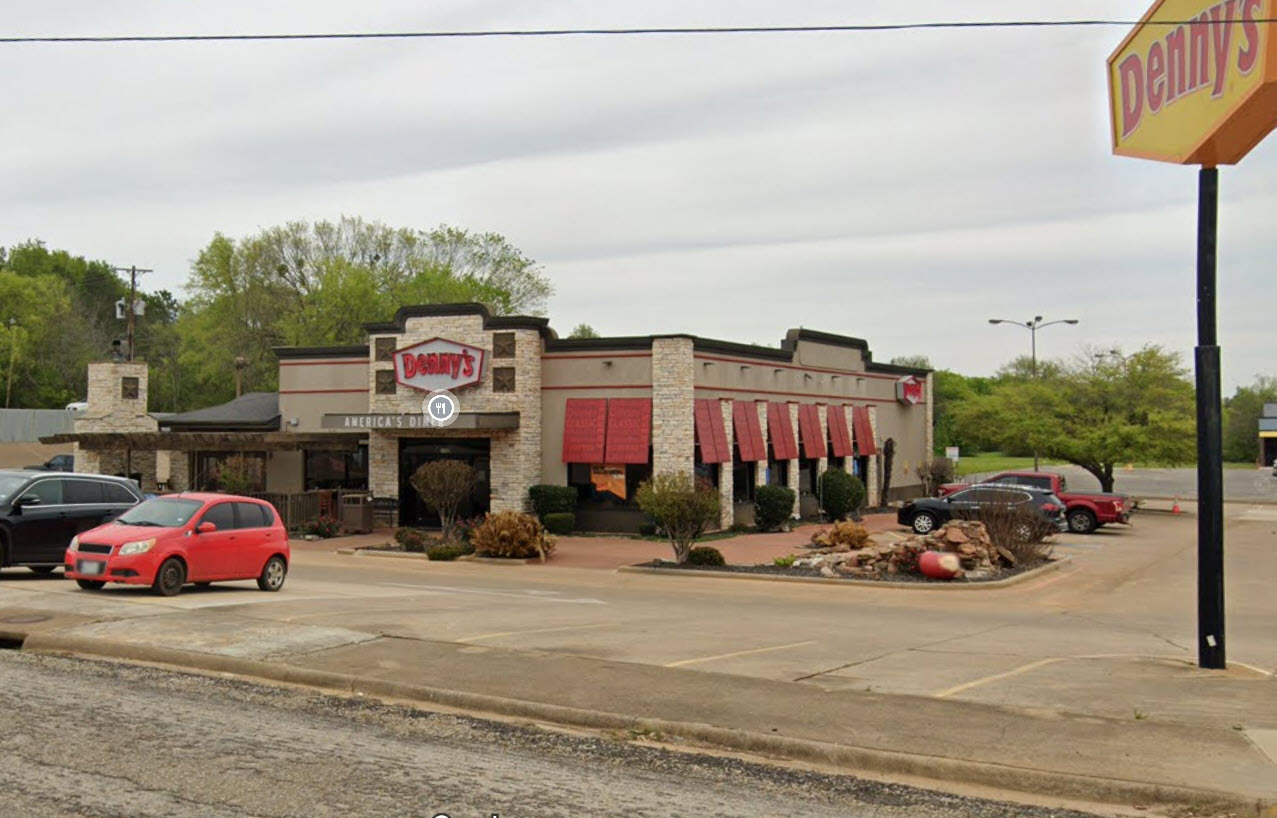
(664, 640), (817, 668)
(932, 657), (1063, 698)
(457, 623), (611, 643)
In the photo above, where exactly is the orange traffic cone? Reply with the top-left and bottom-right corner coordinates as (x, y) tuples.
(1172, 498), (1181, 514)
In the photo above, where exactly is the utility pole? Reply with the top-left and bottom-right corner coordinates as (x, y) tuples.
(113, 265), (152, 361)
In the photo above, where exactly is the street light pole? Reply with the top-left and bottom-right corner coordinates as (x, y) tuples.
(988, 315), (1080, 471)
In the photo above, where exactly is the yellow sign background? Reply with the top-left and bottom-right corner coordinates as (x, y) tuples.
(1109, 0), (1277, 164)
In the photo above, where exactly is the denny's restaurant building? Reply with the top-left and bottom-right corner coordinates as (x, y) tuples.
(54, 303), (932, 532)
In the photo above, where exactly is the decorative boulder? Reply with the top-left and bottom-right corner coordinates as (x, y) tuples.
(919, 550), (962, 580)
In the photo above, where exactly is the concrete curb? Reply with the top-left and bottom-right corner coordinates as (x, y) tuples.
(616, 556), (1071, 591)
(336, 548), (538, 565)
(18, 630), (1272, 816)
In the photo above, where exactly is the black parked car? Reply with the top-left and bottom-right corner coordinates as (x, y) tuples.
(22, 454), (75, 472)
(897, 485), (1068, 536)
(0, 470), (144, 573)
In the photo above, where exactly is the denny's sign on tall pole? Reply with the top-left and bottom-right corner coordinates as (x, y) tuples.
(1109, 1), (1277, 670)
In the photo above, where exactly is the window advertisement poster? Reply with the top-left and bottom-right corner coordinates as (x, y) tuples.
(590, 465), (627, 500)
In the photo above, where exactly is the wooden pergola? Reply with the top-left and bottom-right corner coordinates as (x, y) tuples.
(39, 431), (365, 451)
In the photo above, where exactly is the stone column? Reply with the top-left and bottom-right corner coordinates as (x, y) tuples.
(867, 406), (881, 506)
(786, 402), (800, 519)
(717, 398), (734, 529)
(652, 337), (694, 477)
(369, 430), (398, 505)
(815, 404), (829, 513)
(755, 401), (768, 490)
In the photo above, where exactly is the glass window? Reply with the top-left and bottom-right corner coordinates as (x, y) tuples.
(732, 461), (756, 503)
(233, 502), (267, 529)
(64, 479), (105, 504)
(103, 482), (140, 504)
(195, 452), (266, 493)
(117, 498), (204, 527)
(305, 445), (368, 490)
(22, 479), (63, 505)
(200, 503), (237, 530)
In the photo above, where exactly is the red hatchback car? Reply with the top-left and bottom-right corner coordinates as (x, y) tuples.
(64, 493), (289, 597)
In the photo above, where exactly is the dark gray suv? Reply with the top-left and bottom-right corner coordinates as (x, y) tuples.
(0, 470), (144, 573)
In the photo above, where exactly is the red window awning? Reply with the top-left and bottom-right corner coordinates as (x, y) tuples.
(852, 406), (877, 456)
(694, 399), (731, 464)
(562, 398), (607, 463)
(797, 404), (824, 459)
(733, 400), (766, 462)
(827, 405), (853, 458)
(604, 398), (652, 464)
(768, 402), (799, 461)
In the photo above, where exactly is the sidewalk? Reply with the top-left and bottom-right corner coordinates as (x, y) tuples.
(5, 601), (1276, 815)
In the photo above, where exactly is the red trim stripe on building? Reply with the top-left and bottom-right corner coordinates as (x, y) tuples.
(694, 399), (731, 464)
(827, 405), (853, 458)
(767, 402), (799, 461)
(604, 398), (652, 464)
(797, 404), (824, 460)
(562, 398), (607, 463)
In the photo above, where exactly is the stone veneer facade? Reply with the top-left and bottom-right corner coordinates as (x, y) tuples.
(651, 338), (695, 478)
(366, 313), (543, 518)
(73, 362), (162, 491)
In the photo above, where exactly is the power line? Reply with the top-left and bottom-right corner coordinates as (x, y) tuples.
(1, 19), (1274, 45)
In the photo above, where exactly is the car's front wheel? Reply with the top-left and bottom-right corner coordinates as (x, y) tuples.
(911, 511), (939, 535)
(75, 579), (105, 591)
(257, 556), (287, 592)
(151, 558), (186, 597)
(1067, 509), (1097, 534)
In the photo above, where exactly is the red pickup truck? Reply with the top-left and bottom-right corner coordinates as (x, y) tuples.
(939, 471), (1131, 534)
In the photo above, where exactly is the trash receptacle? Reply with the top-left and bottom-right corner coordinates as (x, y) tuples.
(340, 494), (373, 534)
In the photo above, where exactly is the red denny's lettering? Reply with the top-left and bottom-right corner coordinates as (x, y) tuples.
(400, 350), (476, 380)
(1117, 0), (1263, 138)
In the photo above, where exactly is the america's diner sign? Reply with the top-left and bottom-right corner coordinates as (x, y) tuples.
(1108, 0), (1277, 165)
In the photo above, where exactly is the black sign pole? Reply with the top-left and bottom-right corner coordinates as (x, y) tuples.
(1195, 166), (1226, 669)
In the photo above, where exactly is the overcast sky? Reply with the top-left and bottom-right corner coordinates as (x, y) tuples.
(3, 1), (1273, 391)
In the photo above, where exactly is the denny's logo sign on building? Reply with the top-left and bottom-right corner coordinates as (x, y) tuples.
(394, 338), (486, 392)
(1109, 0), (1277, 165)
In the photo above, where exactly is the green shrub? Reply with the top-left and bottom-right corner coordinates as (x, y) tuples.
(817, 470), (865, 519)
(528, 485), (577, 519)
(729, 522), (753, 533)
(637, 521), (658, 537)
(426, 542), (470, 561)
(451, 516), (482, 544)
(543, 512), (575, 535)
(686, 545), (726, 566)
(635, 473), (721, 564)
(754, 485), (796, 532)
(394, 527), (429, 553)
(470, 511), (556, 561)
(773, 554), (797, 567)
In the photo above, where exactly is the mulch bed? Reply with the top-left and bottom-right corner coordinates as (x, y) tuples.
(635, 560), (1041, 584)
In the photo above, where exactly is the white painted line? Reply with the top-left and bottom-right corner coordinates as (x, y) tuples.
(933, 657), (1064, 698)
(457, 623), (611, 643)
(378, 583), (605, 604)
(664, 640), (817, 668)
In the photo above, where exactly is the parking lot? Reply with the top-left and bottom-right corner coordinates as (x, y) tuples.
(3, 504), (1274, 730)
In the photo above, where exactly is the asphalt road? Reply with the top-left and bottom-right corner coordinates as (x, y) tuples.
(0, 651), (1105, 818)
(976, 464), (1277, 502)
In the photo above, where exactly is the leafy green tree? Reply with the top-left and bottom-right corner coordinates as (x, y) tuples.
(932, 370), (994, 454)
(179, 218), (553, 407)
(889, 354), (932, 369)
(1223, 376), (1277, 463)
(568, 323), (600, 339)
(953, 346), (1195, 492)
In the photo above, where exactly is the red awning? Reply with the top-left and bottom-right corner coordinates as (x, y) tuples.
(768, 402), (799, 461)
(733, 400), (766, 462)
(562, 398), (607, 463)
(827, 405), (853, 458)
(604, 398), (652, 464)
(852, 406), (877, 456)
(797, 404), (824, 459)
(694, 399), (731, 464)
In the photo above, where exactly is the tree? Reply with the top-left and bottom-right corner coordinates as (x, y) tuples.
(179, 217), (553, 407)
(410, 460), (478, 540)
(889, 354), (932, 369)
(568, 323), (600, 339)
(954, 346), (1195, 492)
(1223, 376), (1277, 463)
(932, 370), (995, 454)
(635, 472), (721, 564)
